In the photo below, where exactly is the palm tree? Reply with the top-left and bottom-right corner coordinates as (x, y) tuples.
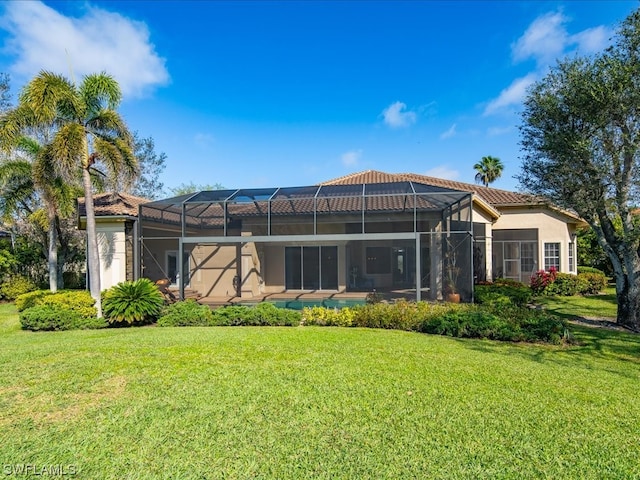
(474, 156), (504, 187)
(0, 71), (137, 316)
(0, 137), (76, 292)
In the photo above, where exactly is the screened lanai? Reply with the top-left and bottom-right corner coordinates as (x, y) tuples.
(138, 181), (476, 303)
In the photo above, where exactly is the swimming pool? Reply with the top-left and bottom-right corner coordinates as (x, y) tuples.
(242, 298), (366, 310)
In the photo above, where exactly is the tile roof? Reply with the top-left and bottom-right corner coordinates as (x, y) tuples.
(77, 192), (150, 218)
(321, 170), (535, 207)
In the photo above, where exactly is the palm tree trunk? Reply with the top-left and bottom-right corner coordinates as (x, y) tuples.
(47, 202), (58, 292)
(82, 167), (102, 317)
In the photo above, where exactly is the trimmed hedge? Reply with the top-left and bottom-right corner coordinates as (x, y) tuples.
(577, 266), (606, 275)
(475, 283), (532, 307)
(158, 301), (302, 327)
(158, 300), (214, 327)
(15, 290), (97, 317)
(20, 305), (107, 331)
(0, 275), (37, 301)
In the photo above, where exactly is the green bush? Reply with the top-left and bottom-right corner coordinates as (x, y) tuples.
(15, 289), (53, 311)
(158, 300), (214, 327)
(302, 306), (356, 327)
(20, 305), (107, 331)
(419, 309), (518, 340)
(547, 273), (580, 296)
(40, 290), (96, 318)
(577, 266), (606, 276)
(493, 278), (528, 287)
(0, 275), (38, 301)
(475, 283), (532, 307)
(251, 302), (300, 326)
(209, 303), (301, 326)
(577, 272), (607, 295)
(103, 278), (164, 325)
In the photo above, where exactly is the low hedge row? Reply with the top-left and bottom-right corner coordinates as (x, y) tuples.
(158, 301), (301, 327)
(17, 290), (105, 331)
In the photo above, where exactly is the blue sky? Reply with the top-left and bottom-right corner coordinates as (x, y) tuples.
(0, 1), (637, 194)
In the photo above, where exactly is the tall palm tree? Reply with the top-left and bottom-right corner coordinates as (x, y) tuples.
(1, 71), (137, 316)
(474, 155), (504, 187)
(0, 137), (76, 291)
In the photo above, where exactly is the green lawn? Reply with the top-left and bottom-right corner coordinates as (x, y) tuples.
(536, 287), (618, 320)
(1, 303), (639, 479)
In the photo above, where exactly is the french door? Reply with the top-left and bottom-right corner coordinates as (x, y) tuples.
(285, 246), (338, 290)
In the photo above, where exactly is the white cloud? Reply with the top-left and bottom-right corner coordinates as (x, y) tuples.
(512, 11), (569, 67)
(382, 101), (417, 128)
(483, 73), (537, 116)
(341, 149), (362, 167)
(512, 10), (613, 68)
(571, 26), (611, 54)
(486, 11), (614, 116)
(1, 1), (169, 98)
(440, 123), (457, 140)
(487, 126), (512, 137)
(424, 166), (459, 181)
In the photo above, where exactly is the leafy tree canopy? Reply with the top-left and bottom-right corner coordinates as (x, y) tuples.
(518, 8), (640, 330)
(169, 181), (225, 196)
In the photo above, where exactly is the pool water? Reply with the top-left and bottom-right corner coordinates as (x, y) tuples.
(244, 298), (366, 310)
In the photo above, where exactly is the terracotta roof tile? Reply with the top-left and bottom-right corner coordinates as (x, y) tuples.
(77, 192), (150, 218)
(322, 170), (535, 206)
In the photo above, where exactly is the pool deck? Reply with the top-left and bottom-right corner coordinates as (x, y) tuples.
(198, 289), (419, 308)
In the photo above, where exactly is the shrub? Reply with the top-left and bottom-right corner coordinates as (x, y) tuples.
(577, 272), (607, 295)
(530, 268), (558, 295)
(209, 303), (301, 326)
(0, 275), (38, 301)
(577, 266), (606, 276)
(475, 283), (532, 307)
(157, 300), (214, 327)
(103, 278), (164, 325)
(302, 306), (356, 327)
(419, 308), (518, 341)
(40, 290), (97, 318)
(546, 272), (580, 296)
(251, 302), (300, 326)
(15, 289), (53, 311)
(20, 305), (107, 331)
(493, 278), (528, 288)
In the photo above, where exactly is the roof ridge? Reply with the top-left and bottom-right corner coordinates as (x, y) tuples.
(320, 169), (387, 185)
(399, 172), (530, 197)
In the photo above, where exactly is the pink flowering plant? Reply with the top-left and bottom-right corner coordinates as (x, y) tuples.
(530, 267), (557, 295)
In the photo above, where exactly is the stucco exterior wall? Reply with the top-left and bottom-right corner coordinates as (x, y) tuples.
(492, 208), (578, 274)
(96, 221), (127, 290)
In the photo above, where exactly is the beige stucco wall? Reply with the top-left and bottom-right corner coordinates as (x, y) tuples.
(492, 207), (578, 274)
(96, 221), (127, 290)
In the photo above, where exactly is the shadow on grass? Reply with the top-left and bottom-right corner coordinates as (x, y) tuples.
(455, 322), (640, 378)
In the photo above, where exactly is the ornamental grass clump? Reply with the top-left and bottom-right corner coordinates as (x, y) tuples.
(102, 279), (164, 325)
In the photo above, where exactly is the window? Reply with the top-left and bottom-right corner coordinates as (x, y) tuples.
(366, 247), (391, 274)
(569, 242), (575, 272)
(544, 243), (561, 271)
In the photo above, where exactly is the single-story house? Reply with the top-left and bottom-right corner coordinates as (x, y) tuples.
(78, 170), (586, 302)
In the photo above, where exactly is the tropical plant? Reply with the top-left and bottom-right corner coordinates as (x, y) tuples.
(0, 71), (138, 317)
(473, 155), (504, 187)
(0, 137), (77, 292)
(519, 9), (640, 330)
(102, 278), (164, 325)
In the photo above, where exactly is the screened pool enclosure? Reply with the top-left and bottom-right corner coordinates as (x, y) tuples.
(138, 181), (477, 302)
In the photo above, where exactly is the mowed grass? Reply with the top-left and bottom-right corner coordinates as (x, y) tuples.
(536, 287), (618, 320)
(1, 303), (639, 479)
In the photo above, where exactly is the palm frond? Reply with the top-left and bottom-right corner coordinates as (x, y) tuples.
(0, 160), (36, 220)
(0, 105), (38, 151)
(51, 123), (86, 173)
(93, 136), (139, 189)
(80, 73), (122, 115)
(20, 71), (78, 124)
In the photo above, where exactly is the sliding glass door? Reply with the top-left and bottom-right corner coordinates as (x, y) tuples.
(285, 246), (338, 290)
